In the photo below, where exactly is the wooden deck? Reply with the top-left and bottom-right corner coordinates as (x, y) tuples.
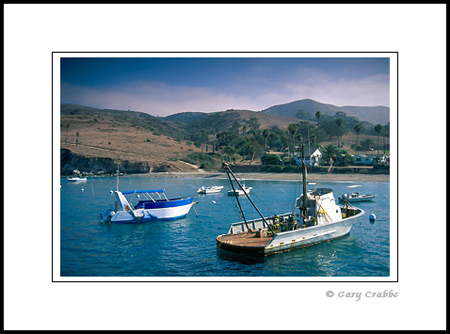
(216, 232), (273, 254)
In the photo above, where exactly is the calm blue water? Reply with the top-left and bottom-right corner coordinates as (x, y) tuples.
(60, 175), (390, 278)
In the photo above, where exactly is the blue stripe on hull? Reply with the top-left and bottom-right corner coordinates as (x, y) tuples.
(135, 197), (193, 210)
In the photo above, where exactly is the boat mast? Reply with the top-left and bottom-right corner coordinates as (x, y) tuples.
(224, 164), (249, 230)
(223, 163), (275, 234)
(116, 168), (120, 191)
(301, 145), (308, 224)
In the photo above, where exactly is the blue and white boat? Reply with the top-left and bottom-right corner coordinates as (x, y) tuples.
(101, 189), (194, 223)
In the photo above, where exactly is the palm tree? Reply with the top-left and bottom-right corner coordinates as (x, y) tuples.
(322, 144), (337, 164)
(244, 142), (256, 163)
(354, 123), (362, 149)
(223, 146), (235, 162)
(200, 129), (207, 153)
(335, 118), (343, 147)
(262, 129), (270, 153)
(288, 123), (298, 165)
(374, 124), (383, 155)
(315, 111), (321, 122)
(65, 123), (70, 144)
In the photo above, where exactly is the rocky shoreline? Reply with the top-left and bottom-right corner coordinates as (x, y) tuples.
(61, 149), (389, 182)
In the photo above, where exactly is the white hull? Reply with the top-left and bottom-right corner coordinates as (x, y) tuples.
(101, 190), (194, 223)
(197, 186), (223, 194)
(68, 177), (87, 182)
(339, 193), (376, 203)
(107, 203), (193, 223)
(198, 189), (221, 194)
(227, 187), (252, 196)
(339, 196), (375, 203)
(265, 218), (354, 253)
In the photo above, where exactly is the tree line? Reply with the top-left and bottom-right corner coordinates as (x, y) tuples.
(185, 110), (390, 164)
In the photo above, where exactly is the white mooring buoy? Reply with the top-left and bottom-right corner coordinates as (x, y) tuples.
(369, 213), (376, 222)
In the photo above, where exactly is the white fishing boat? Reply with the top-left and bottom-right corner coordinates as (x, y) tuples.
(67, 177), (87, 182)
(227, 185), (252, 196)
(338, 192), (376, 203)
(100, 189), (194, 223)
(216, 146), (365, 255)
(197, 185), (223, 194)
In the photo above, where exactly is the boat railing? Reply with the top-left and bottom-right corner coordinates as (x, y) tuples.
(123, 190), (170, 203)
(341, 207), (364, 218)
(228, 212), (294, 234)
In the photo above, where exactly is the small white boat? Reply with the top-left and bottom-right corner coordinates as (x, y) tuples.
(227, 186), (252, 196)
(338, 192), (376, 203)
(101, 189), (193, 223)
(197, 185), (223, 194)
(67, 177), (87, 182)
(216, 146), (365, 255)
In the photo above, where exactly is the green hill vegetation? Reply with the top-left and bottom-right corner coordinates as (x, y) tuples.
(60, 103), (390, 175)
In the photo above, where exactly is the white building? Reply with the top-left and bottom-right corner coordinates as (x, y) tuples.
(296, 148), (322, 166)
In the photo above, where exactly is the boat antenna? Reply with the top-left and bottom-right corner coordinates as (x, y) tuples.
(116, 168), (120, 191)
(223, 162), (275, 234)
(301, 144), (308, 225)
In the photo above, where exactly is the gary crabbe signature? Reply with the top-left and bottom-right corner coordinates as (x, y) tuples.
(326, 290), (399, 301)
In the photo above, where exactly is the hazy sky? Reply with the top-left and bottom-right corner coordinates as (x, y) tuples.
(60, 56), (390, 117)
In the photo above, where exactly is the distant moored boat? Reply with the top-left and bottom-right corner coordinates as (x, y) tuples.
(197, 185), (223, 194)
(338, 192), (376, 203)
(67, 177), (87, 182)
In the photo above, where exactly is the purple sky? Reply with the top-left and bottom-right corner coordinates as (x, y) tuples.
(61, 56), (390, 117)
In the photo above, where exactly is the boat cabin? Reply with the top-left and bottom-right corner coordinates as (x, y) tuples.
(296, 188), (343, 225)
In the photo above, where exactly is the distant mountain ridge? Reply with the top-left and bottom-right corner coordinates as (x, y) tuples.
(260, 99), (389, 125)
(164, 109), (300, 133)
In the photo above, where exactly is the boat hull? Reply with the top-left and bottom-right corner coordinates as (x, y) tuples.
(338, 194), (376, 203)
(338, 197), (375, 203)
(264, 219), (354, 254)
(216, 210), (364, 255)
(103, 198), (193, 223)
(198, 189), (221, 194)
(68, 177), (87, 182)
(227, 189), (251, 196)
(197, 186), (223, 194)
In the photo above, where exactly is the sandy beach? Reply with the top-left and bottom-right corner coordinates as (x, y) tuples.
(150, 171), (390, 182)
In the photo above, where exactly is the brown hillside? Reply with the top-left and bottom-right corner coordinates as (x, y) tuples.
(60, 108), (203, 172)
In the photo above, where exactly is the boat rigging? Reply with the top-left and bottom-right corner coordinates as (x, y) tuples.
(216, 145), (365, 255)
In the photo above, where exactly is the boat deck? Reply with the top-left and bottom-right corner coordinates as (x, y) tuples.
(216, 232), (273, 253)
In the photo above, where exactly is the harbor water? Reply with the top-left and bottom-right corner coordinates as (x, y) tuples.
(59, 175), (391, 278)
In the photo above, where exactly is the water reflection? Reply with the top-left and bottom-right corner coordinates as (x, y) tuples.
(216, 248), (266, 265)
